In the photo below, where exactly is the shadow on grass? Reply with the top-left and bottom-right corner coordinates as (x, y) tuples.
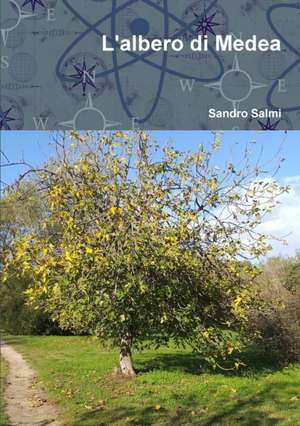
(4, 336), (292, 425)
(76, 381), (289, 426)
(136, 352), (204, 375)
(135, 344), (284, 377)
(76, 346), (292, 425)
(4, 336), (282, 375)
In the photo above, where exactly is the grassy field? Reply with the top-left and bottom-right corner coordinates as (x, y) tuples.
(5, 336), (300, 426)
(0, 356), (9, 426)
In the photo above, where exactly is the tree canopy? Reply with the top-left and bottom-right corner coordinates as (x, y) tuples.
(3, 131), (287, 375)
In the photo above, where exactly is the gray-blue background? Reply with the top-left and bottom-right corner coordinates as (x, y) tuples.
(1, 0), (300, 130)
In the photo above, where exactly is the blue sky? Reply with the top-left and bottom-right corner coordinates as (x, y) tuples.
(1, 130), (300, 257)
(2, 130), (300, 183)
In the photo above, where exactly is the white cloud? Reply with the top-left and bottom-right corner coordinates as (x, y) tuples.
(284, 175), (300, 187)
(257, 176), (300, 257)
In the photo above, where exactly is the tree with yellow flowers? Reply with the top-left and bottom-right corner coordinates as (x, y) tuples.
(4, 131), (288, 376)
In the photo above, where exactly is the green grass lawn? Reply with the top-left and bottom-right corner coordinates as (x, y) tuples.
(0, 356), (9, 426)
(5, 336), (300, 426)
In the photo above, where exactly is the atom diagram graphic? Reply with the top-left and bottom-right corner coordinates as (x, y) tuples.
(266, 3), (300, 112)
(67, 58), (97, 96)
(194, 11), (219, 36)
(22, 0), (45, 13)
(56, 0), (224, 124)
(60, 93), (121, 131)
(206, 55), (266, 109)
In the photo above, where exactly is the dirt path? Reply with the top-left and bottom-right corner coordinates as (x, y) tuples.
(1, 342), (62, 426)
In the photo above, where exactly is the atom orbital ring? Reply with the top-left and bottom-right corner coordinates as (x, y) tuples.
(111, 0), (168, 124)
(57, 0), (224, 123)
(57, 0), (224, 83)
(266, 3), (300, 112)
(1, 0), (36, 46)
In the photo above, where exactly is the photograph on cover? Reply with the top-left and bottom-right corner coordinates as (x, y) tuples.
(1, 130), (300, 425)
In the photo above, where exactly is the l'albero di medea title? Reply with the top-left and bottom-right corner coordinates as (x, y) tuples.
(101, 34), (281, 52)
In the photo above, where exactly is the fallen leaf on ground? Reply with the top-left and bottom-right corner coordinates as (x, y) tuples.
(290, 396), (300, 401)
(84, 405), (93, 410)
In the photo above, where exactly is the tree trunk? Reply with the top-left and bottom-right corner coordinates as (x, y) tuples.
(119, 335), (136, 377)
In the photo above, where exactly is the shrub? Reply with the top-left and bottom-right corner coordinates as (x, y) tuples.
(249, 256), (300, 364)
(0, 271), (68, 335)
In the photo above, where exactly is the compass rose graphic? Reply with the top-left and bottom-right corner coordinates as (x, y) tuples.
(258, 117), (280, 131)
(1, 0), (36, 46)
(22, 0), (45, 13)
(206, 55), (266, 109)
(68, 58), (97, 97)
(57, 0), (224, 125)
(194, 10), (219, 36)
(59, 93), (121, 131)
(0, 108), (15, 130)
